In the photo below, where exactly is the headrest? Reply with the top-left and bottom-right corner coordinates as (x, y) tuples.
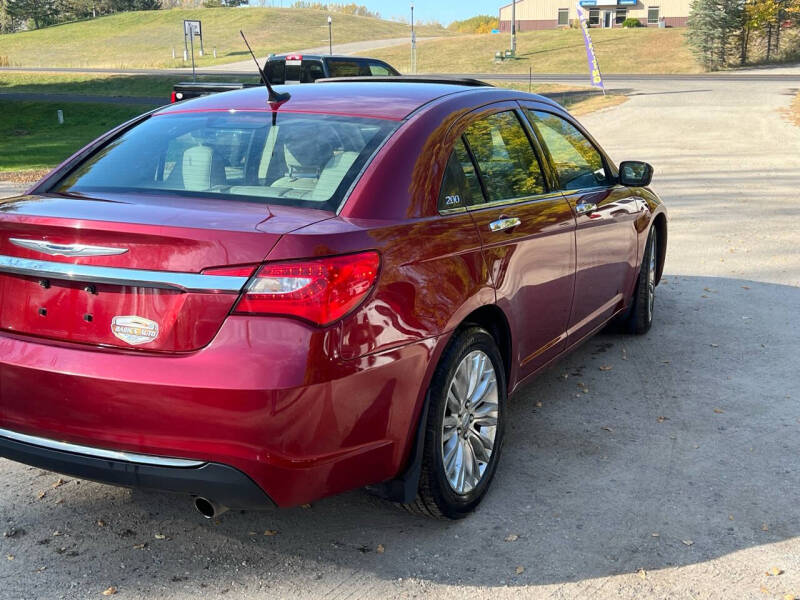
(182, 145), (214, 191)
(283, 124), (335, 170)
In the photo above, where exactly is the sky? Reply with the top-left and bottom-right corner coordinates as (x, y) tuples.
(364, 1), (500, 24)
(267, 1), (500, 25)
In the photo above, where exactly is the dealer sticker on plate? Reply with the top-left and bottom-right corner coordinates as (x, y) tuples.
(111, 316), (159, 346)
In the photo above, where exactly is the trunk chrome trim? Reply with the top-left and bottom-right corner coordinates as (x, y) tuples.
(0, 427), (205, 468)
(0, 255), (248, 293)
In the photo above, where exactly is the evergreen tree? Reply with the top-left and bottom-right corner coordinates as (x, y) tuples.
(0, 0), (13, 33)
(6, 0), (57, 29)
(687, 0), (745, 69)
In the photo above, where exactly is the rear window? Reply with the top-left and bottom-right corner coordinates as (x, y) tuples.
(55, 112), (396, 212)
(264, 59), (326, 84)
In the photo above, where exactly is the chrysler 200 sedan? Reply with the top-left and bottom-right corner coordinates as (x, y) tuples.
(0, 79), (666, 519)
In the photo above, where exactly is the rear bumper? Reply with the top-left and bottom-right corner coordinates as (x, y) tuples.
(0, 427), (274, 509)
(0, 316), (438, 507)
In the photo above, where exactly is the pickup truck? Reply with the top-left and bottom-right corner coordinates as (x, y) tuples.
(170, 54), (400, 103)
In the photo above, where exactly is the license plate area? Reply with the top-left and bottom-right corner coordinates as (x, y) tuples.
(0, 272), (181, 348)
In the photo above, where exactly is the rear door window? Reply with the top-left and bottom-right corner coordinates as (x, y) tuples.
(55, 112), (397, 212)
(525, 110), (610, 190)
(462, 111), (547, 204)
(327, 59), (371, 77)
(438, 138), (485, 211)
(367, 61), (394, 76)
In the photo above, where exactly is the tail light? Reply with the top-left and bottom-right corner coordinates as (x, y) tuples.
(226, 252), (380, 326)
(170, 91), (177, 103)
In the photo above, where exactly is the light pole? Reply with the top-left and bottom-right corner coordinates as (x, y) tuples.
(511, 0), (516, 56)
(410, 2), (416, 73)
(328, 15), (332, 55)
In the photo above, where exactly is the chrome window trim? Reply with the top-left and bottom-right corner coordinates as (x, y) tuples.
(0, 427), (205, 468)
(560, 184), (615, 194)
(465, 190), (566, 212)
(439, 206), (468, 216)
(0, 255), (248, 293)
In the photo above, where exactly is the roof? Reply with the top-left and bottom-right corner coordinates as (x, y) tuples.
(156, 81), (483, 121)
(267, 54), (387, 61)
(317, 76), (492, 87)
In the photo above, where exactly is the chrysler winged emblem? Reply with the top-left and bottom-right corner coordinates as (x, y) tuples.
(9, 238), (128, 257)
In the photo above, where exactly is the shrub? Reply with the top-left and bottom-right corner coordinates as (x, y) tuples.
(448, 15), (498, 34)
(622, 17), (643, 27)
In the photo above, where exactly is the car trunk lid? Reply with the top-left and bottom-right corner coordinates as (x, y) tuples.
(0, 192), (332, 352)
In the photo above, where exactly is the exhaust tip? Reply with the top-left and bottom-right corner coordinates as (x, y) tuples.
(194, 497), (223, 519)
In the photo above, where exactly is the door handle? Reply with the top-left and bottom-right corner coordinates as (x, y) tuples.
(489, 217), (521, 232)
(574, 202), (598, 215)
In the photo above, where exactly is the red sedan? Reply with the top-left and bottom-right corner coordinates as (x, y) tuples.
(0, 79), (666, 519)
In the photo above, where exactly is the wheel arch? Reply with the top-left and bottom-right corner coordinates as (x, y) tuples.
(458, 304), (513, 389)
(366, 302), (513, 504)
(652, 212), (667, 284)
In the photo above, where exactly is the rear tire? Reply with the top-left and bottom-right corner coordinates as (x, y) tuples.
(403, 327), (506, 519)
(626, 227), (658, 335)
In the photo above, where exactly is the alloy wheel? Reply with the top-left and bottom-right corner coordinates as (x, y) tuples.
(441, 350), (499, 495)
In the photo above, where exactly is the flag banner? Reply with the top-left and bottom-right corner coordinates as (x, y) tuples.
(576, 4), (605, 90)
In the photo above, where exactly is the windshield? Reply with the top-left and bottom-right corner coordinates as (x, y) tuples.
(56, 111), (396, 211)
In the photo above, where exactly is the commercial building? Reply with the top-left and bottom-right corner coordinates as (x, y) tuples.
(498, 0), (689, 31)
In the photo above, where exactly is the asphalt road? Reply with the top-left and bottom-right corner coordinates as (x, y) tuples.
(1, 76), (799, 599)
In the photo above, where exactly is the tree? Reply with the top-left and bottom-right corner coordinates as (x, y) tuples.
(6, 0), (57, 29)
(448, 15), (499, 34)
(0, 0), (13, 33)
(687, 0), (745, 69)
(107, 0), (160, 10)
(744, 0), (780, 59)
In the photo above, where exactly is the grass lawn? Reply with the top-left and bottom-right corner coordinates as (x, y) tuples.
(369, 28), (701, 74)
(0, 101), (148, 175)
(0, 7), (447, 70)
(0, 72), (259, 98)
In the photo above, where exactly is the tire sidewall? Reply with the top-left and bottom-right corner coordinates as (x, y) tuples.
(425, 327), (507, 517)
(629, 227), (657, 334)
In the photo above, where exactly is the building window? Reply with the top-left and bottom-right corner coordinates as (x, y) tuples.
(615, 8), (627, 24)
(589, 8), (600, 25)
(648, 6), (660, 24)
(558, 8), (569, 25)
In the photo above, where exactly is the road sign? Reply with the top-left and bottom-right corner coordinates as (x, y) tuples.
(183, 20), (204, 82)
(184, 20), (201, 38)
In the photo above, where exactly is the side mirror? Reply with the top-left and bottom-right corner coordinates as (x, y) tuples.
(619, 161), (654, 187)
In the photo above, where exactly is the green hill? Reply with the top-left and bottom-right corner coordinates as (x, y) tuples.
(369, 28), (701, 74)
(0, 7), (446, 69)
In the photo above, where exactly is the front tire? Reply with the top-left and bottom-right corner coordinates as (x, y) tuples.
(626, 227), (658, 335)
(403, 327), (506, 519)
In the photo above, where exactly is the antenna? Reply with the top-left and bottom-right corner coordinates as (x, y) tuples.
(239, 30), (290, 106)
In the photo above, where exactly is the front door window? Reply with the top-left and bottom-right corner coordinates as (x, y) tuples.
(525, 110), (609, 190)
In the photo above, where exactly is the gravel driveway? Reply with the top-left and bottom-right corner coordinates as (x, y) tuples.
(1, 75), (799, 600)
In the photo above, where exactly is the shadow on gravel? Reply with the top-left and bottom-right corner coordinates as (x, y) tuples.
(1, 275), (798, 594)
